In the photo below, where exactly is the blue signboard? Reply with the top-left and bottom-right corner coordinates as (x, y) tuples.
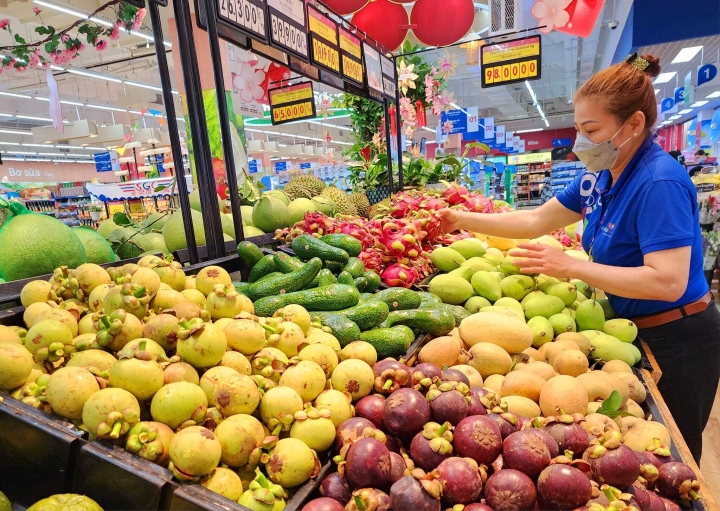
(300, 163), (312, 169)
(674, 87), (685, 104)
(552, 138), (573, 147)
(463, 119), (497, 145)
(94, 151), (115, 172)
(698, 64), (718, 87)
(661, 97), (676, 113)
(248, 160), (259, 174)
(440, 109), (467, 134)
(274, 161), (288, 173)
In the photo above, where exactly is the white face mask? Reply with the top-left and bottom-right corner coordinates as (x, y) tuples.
(572, 123), (632, 173)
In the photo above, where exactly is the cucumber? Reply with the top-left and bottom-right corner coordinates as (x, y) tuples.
(273, 252), (305, 273)
(324, 261), (345, 273)
(336, 300), (389, 331)
(365, 288), (422, 311)
(309, 313), (361, 347)
(385, 308), (456, 336)
(363, 271), (381, 293)
(315, 269), (338, 288)
(420, 302), (470, 326)
(237, 241), (264, 269)
(360, 293), (373, 301)
(360, 326), (415, 359)
(243, 258), (322, 301)
(253, 284), (361, 317)
(292, 234), (349, 263)
(343, 257), (365, 278)
(233, 281), (251, 294)
(337, 271), (356, 287)
(319, 234), (362, 257)
(417, 292), (442, 306)
(248, 255), (276, 283)
(354, 277), (368, 292)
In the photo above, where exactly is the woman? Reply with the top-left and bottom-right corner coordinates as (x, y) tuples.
(439, 53), (719, 462)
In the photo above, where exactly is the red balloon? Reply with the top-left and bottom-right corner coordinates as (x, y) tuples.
(410, 0), (475, 47)
(352, 0), (409, 52)
(321, 0), (369, 15)
(389, 0), (416, 3)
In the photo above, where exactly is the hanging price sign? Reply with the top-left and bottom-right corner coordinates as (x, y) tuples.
(339, 27), (364, 87)
(217, 0), (268, 42)
(381, 54), (396, 100)
(267, 0), (308, 61)
(481, 35), (541, 88)
(363, 42), (384, 101)
(307, 5), (340, 76)
(269, 82), (317, 125)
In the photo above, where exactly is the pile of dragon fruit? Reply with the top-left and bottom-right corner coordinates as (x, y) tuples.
(277, 186), (511, 288)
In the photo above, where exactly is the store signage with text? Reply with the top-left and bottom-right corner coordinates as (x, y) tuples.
(697, 62), (720, 88)
(307, 5), (340, 76)
(339, 27), (364, 87)
(508, 151), (551, 165)
(269, 81), (316, 125)
(217, 0), (268, 43)
(267, 0), (308, 60)
(381, 55), (396, 100)
(481, 35), (541, 88)
(363, 43), (384, 101)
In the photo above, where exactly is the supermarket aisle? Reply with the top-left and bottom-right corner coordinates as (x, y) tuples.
(701, 386), (720, 505)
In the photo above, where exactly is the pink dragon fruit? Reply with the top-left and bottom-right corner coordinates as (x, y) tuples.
(388, 193), (423, 218)
(420, 197), (448, 211)
(463, 195), (494, 213)
(443, 183), (469, 205)
(377, 221), (422, 259)
(382, 263), (420, 288)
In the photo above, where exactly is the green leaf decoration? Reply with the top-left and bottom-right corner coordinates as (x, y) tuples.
(113, 212), (131, 226)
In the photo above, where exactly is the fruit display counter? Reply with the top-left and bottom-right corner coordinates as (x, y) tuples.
(0, 233), (716, 511)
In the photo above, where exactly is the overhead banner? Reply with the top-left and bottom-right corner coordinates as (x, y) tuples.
(380, 55), (397, 100)
(495, 125), (506, 145)
(267, 0), (308, 61)
(467, 107), (479, 133)
(440, 109), (468, 134)
(363, 43), (384, 101)
(338, 27), (364, 87)
(307, 5), (340, 76)
(86, 176), (194, 201)
(269, 81), (316, 125)
(481, 35), (541, 88)
(94, 150), (120, 172)
(217, 0), (268, 43)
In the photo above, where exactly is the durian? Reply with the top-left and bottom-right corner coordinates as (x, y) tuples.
(283, 175), (326, 201)
(321, 186), (357, 216)
(349, 193), (371, 217)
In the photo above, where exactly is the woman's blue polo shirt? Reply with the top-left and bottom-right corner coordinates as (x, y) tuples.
(556, 135), (708, 318)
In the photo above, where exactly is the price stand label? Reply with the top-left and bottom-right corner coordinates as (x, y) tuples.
(307, 5), (340, 76)
(481, 35), (541, 88)
(217, 0), (268, 43)
(363, 42), (384, 101)
(269, 82), (317, 125)
(380, 54), (396, 100)
(267, 0), (308, 61)
(338, 27), (364, 87)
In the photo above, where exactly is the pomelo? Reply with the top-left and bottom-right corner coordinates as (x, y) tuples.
(243, 225), (265, 238)
(144, 232), (170, 256)
(0, 212), (87, 281)
(241, 206), (255, 226)
(252, 196), (290, 232)
(163, 209), (207, 253)
(116, 232), (155, 260)
(189, 189), (223, 212)
(72, 227), (115, 264)
(221, 214), (236, 240)
(287, 198), (318, 225)
(312, 196), (334, 216)
(142, 211), (170, 234)
(97, 218), (120, 238)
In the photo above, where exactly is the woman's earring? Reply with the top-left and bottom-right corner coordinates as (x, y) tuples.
(634, 133), (638, 137)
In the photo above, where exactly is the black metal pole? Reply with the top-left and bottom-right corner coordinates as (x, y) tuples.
(384, 98), (394, 196)
(202, 0), (245, 242)
(148, 1), (198, 263)
(393, 57), (404, 191)
(172, 0), (225, 259)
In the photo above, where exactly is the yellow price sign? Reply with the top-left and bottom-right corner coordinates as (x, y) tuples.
(481, 35), (542, 88)
(107, 201), (124, 216)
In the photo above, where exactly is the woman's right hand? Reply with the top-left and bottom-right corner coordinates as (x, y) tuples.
(438, 208), (463, 233)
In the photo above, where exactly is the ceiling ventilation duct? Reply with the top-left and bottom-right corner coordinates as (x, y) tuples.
(488, 0), (520, 37)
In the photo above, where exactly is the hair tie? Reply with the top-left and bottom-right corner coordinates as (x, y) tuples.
(624, 52), (650, 72)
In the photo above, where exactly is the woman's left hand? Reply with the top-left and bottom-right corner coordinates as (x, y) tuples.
(510, 243), (580, 278)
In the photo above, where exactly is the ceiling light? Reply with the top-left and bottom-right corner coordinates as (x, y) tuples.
(516, 128), (543, 133)
(422, 127), (435, 132)
(668, 115), (681, 120)
(21, 143), (55, 148)
(37, 152), (67, 156)
(33, 0), (86, 17)
(125, 80), (162, 92)
(3, 151), (37, 155)
(32, 158), (52, 162)
(671, 45), (703, 64)
(60, 100), (84, 106)
(654, 72), (677, 84)
(0, 142), (21, 145)
(0, 129), (31, 136)
(2, 158), (25, 161)
(15, 115), (53, 122)
(0, 91), (29, 99)
(691, 100), (709, 108)
(0, 113), (13, 117)
(88, 16), (114, 28)
(83, 146), (108, 151)
(67, 68), (123, 83)
(678, 109), (693, 115)
(34, 97), (50, 102)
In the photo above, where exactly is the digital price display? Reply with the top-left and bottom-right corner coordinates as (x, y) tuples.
(339, 27), (364, 87)
(217, 0), (268, 42)
(307, 5), (340, 76)
(269, 82), (317, 125)
(267, 0), (308, 61)
(481, 35), (541, 88)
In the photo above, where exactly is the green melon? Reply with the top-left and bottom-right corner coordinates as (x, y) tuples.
(163, 210), (207, 253)
(97, 218), (120, 238)
(252, 196), (290, 232)
(72, 227), (116, 264)
(142, 211), (170, 234)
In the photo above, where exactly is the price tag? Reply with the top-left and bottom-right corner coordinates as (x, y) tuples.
(381, 54), (396, 100)
(339, 27), (364, 87)
(267, 0), (308, 60)
(363, 42), (384, 101)
(481, 35), (542, 88)
(217, 0), (268, 43)
(269, 82), (317, 126)
(307, 5), (340, 76)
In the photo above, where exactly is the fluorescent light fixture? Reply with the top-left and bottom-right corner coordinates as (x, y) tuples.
(654, 72), (677, 84)
(668, 115), (681, 120)
(525, 81), (538, 103)
(60, 100), (84, 106)
(37, 152), (67, 156)
(0, 142), (21, 145)
(33, 0), (86, 17)
(32, 158), (52, 162)
(124, 80), (162, 92)
(85, 104), (128, 113)
(34, 97), (50, 102)
(544, 118), (550, 127)
(690, 100), (709, 108)
(0, 91), (28, 99)
(677, 109), (693, 115)
(0, 113), (13, 117)
(4, 151), (37, 155)
(671, 45), (703, 64)
(706, 91), (720, 99)
(422, 127), (435, 132)
(21, 143), (55, 148)
(516, 128), (543, 133)
(88, 16), (114, 28)
(0, 129), (31, 135)
(83, 146), (108, 151)
(654, 88), (661, 95)
(1, 158), (25, 161)
(67, 68), (123, 83)
(15, 115), (53, 122)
